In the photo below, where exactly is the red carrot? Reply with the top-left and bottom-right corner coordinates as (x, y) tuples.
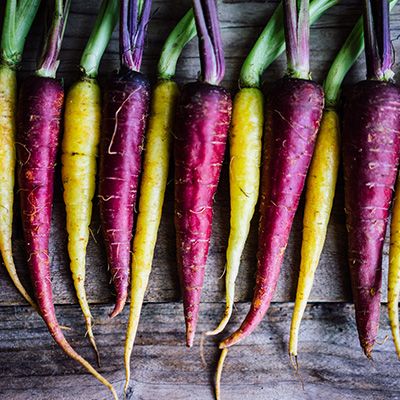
(341, 0), (400, 359)
(220, 0), (324, 349)
(16, 1), (117, 397)
(98, 0), (152, 318)
(174, 0), (232, 347)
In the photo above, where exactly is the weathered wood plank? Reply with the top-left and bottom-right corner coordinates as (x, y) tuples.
(1, 302), (399, 400)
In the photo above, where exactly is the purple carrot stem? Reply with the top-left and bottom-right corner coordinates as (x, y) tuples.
(121, 0), (152, 71)
(283, 0), (299, 74)
(37, 0), (71, 78)
(192, 0), (225, 85)
(298, 0), (310, 76)
(364, 0), (392, 80)
(282, 0), (310, 79)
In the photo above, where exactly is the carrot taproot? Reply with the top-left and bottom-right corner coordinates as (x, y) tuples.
(16, 1), (118, 397)
(342, 0), (400, 359)
(124, 9), (196, 395)
(205, 0), (339, 338)
(99, 0), (152, 319)
(0, 0), (41, 313)
(174, 0), (232, 348)
(219, 0), (324, 350)
(385, 2), (400, 362)
(289, 10), (365, 364)
(61, 0), (119, 363)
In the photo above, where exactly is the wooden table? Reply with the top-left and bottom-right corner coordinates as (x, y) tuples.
(1, 1), (400, 399)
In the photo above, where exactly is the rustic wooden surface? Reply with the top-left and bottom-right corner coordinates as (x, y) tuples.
(1, 0), (400, 399)
(2, 303), (400, 400)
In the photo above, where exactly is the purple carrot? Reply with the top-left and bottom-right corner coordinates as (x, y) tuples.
(174, 0), (232, 347)
(341, 0), (400, 359)
(98, 0), (152, 318)
(16, 1), (118, 397)
(220, 0), (324, 349)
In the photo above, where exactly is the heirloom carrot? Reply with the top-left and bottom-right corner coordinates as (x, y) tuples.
(98, 0), (152, 319)
(343, 0), (400, 359)
(289, 12), (361, 365)
(174, 0), (232, 348)
(61, 0), (119, 362)
(0, 0), (40, 312)
(124, 8), (196, 395)
(219, 0), (324, 351)
(206, 0), (337, 337)
(16, 1), (117, 397)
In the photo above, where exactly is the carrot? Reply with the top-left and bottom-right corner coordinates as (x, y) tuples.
(174, 0), (232, 348)
(0, 0), (41, 313)
(205, 0), (337, 337)
(342, 0), (400, 360)
(289, 10), (364, 365)
(61, 0), (119, 364)
(124, 9), (196, 395)
(98, 0), (152, 318)
(16, 1), (117, 397)
(219, 0), (324, 350)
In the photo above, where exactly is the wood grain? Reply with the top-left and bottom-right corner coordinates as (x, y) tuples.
(1, 302), (399, 400)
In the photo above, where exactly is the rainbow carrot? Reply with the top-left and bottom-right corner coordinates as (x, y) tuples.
(61, 0), (119, 363)
(98, 0), (152, 318)
(16, 1), (117, 397)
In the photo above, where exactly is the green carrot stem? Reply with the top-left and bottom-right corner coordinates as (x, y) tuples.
(158, 9), (196, 79)
(0, 0), (41, 68)
(79, 0), (119, 78)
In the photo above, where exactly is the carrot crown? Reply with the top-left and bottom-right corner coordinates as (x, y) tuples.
(36, 0), (71, 78)
(157, 9), (196, 80)
(120, 0), (152, 71)
(192, 0), (225, 85)
(0, 0), (41, 68)
(364, 0), (394, 81)
(283, 0), (310, 79)
(239, 0), (339, 88)
(80, 0), (119, 79)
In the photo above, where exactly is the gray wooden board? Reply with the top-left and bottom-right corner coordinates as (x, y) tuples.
(1, 302), (400, 400)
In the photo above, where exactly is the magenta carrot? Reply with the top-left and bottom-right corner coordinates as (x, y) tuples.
(174, 0), (232, 347)
(16, 1), (117, 397)
(342, 0), (400, 359)
(220, 0), (324, 349)
(98, 0), (152, 318)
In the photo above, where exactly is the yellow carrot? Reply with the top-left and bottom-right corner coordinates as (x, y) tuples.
(389, 179), (400, 358)
(62, 77), (102, 361)
(289, 108), (340, 361)
(61, 0), (118, 362)
(124, 10), (196, 396)
(124, 78), (179, 392)
(0, 64), (39, 313)
(289, 11), (371, 362)
(205, 87), (263, 336)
